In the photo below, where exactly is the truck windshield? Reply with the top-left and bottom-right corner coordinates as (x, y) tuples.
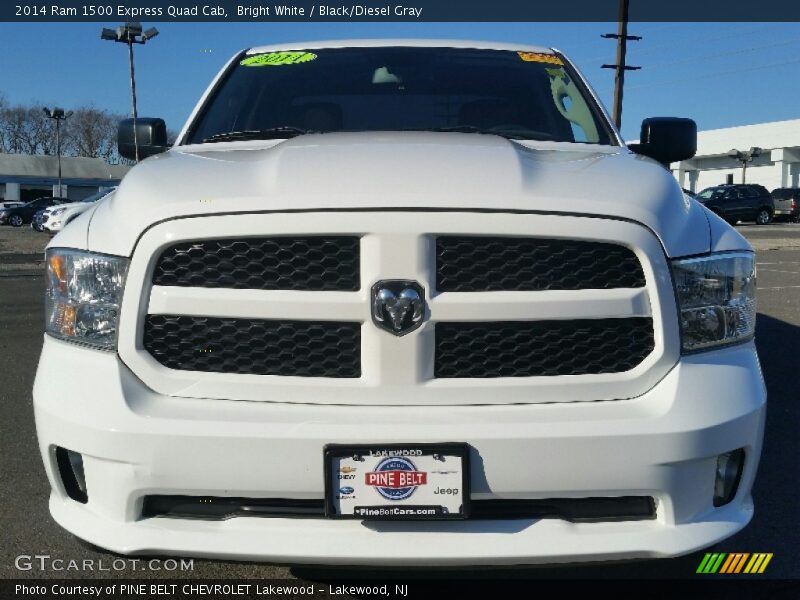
(185, 47), (612, 146)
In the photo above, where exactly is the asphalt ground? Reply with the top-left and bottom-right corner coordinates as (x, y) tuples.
(1, 223), (798, 582)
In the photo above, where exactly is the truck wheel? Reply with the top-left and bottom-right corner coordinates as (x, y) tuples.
(755, 208), (772, 225)
(9, 214), (23, 227)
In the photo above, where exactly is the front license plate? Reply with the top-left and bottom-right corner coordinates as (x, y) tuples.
(324, 443), (470, 520)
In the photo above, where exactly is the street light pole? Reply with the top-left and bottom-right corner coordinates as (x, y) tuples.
(727, 147), (763, 184)
(127, 37), (139, 161)
(43, 107), (73, 197)
(101, 22), (159, 163)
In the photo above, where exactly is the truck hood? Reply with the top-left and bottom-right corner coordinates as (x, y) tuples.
(83, 132), (711, 257)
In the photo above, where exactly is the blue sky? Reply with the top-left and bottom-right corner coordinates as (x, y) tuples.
(1, 21), (799, 140)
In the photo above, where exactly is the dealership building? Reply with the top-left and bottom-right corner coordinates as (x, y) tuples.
(673, 118), (800, 193)
(0, 154), (129, 203)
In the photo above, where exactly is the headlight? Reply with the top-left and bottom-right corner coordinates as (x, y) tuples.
(49, 207), (67, 216)
(45, 248), (129, 350)
(671, 252), (756, 352)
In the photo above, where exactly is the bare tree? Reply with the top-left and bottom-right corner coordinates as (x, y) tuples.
(167, 128), (179, 145)
(27, 105), (57, 155)
(66, 107), (118, 160)
(0, 94), (129, 162)
(0, 92), (8, 152)
(0, 102), (57, 155)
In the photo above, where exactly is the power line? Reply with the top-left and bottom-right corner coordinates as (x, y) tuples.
(631, 24), (773, 58)
(642, 36), (800, 70)
(623, 56), (800, 91)
(571, 24), (771, 65)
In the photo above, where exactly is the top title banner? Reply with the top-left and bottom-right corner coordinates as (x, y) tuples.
(5, 0), (800, 22)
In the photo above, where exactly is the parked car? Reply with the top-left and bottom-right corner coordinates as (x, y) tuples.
(33, 40), (764, 566)
(0, 196), (69, 227)
(770, 187), (800, 222)
(695, 184), (774, 225)
(39, 188), (116, 233)
(0, 201), (24, 210)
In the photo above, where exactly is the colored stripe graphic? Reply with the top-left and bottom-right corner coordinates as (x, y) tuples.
(697, 553), (726, 573)
(744, 553), (773, 574)
(719, 553), (736, 573)
(733, 553), (750, 573)
(698, 552), (772, 574)
(720, 553), (749, 573)
(696, 553), (714, 573)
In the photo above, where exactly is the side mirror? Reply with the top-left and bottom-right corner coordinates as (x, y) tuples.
(118, 118), (168, 161)
(628, 117), (697, 166)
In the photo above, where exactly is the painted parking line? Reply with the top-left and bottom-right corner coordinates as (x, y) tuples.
(757, 285), (800, 290)
(758, 268), (800, 275)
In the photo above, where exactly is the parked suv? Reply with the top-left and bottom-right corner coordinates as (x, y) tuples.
(695, 184), (774, 225)
(770, 188), (800, 222)
(33, 40), (765, 566)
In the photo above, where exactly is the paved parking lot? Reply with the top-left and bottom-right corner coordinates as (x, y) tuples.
(1, 223), (798, 581)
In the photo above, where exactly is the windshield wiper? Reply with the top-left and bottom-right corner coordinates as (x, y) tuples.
(429, 126), (555, 141)
(203, 126), (312, 143)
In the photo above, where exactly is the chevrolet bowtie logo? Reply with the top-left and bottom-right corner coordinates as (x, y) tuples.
(371, 280), (425, 336)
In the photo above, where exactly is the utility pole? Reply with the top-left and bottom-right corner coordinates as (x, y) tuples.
(602, 0), (641, 130)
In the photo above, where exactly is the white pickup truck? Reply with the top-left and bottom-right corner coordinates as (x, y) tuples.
(33, 40), (765, 566)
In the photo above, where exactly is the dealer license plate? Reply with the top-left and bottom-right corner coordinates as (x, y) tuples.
(324, 443), (470, 519)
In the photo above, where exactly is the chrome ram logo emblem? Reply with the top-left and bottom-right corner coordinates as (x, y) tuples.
(371, 280), (425, 336)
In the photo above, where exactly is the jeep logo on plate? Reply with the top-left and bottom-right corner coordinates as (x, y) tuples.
(371, 280), (425, 336)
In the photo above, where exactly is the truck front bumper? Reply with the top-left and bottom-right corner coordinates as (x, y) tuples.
(33, 336), (766, 566)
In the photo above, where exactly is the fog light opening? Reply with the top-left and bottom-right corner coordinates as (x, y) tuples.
(55, 447), (88, 504)
(713, 449), (745, 507)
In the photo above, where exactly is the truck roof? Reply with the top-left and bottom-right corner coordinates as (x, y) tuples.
(246, 39), (554, 55)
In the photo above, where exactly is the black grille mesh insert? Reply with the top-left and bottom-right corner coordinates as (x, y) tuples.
(436, 236), (645, 292)
(153, 236), (360, 291)
(143, 495), (656, 522)
(435, 318), (654, 378)
(143, 315), (361, 378)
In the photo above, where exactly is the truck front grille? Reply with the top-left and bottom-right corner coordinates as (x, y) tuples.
(435, 318), (654, 378)
(143, 315), (361, 378)
(436, 236), (645, 291)
(153, 236), (360, 291)
(126, 212), (673, 404)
